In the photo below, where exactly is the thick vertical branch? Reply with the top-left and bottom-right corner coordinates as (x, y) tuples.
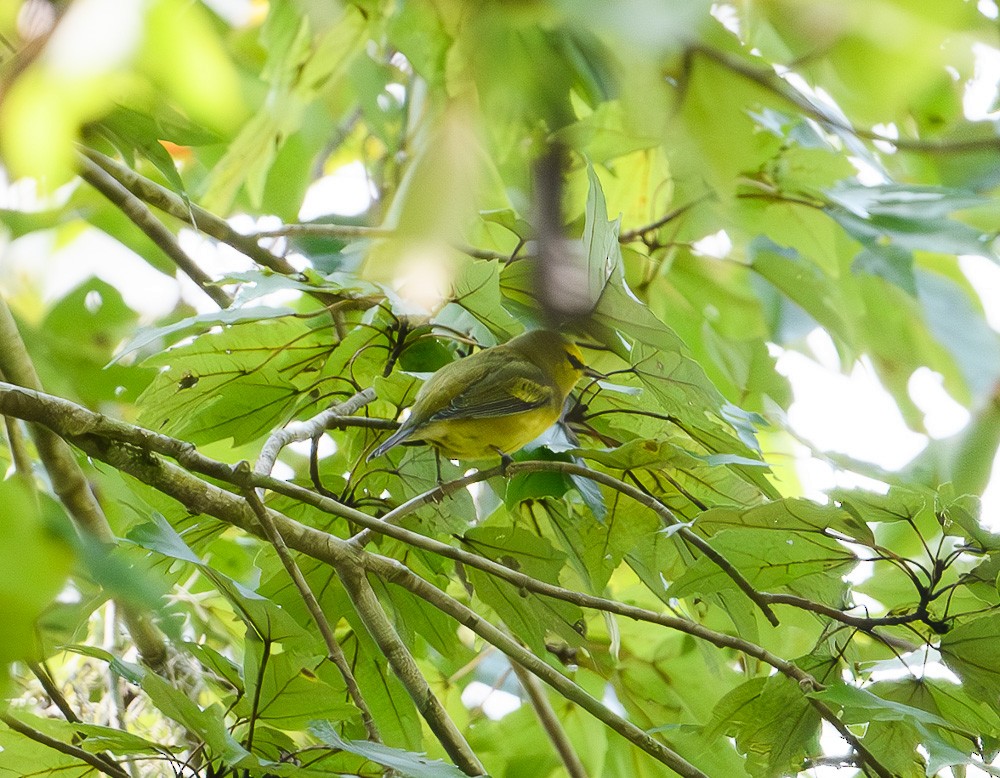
(1, 377), (33, 484)
(0, 299), (168, 670)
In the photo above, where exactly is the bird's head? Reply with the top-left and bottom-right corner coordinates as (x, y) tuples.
(506, 330), (593, 397)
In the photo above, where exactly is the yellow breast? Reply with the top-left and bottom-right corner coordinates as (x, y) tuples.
(415, 406), (563, 459)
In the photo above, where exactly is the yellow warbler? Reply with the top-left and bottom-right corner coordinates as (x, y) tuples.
(367, 330), (588, 461)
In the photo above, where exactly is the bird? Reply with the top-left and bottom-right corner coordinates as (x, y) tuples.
(367, 329), (589, 461)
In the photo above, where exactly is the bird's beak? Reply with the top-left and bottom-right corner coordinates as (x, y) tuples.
(584, 366), (606, 380)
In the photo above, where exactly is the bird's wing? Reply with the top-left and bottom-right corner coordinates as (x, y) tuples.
(427, 360), (554, 421)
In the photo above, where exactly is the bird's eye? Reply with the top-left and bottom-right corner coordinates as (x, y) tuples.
(566, 352), (585, 370)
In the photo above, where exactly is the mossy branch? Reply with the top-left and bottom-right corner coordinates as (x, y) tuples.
(0, 382), (894, 778)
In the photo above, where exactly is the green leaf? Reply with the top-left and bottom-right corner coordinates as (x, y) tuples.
(811, 683), (954, 729)
(450, 260), (521, 338)
(462, 525), (584, 653)
(916, 268), (1000, 402)
(669, 526), (855, 603)
(66, 722), (167, 755)
(0, 720), (95, 777)
(749, 236), (856, 347)
(128, 514), (309, 643)
(852, 244), (917, 296)
(377, 578), (464, 660)
(236, 642), (355, 730)
(827, 197), (991, 258)
(135, 316), (332, 445)
(184, 641), (244, 693)
(142, 671), (257, 767)
(573, 438), (765, 514)
(708, 669), (822, 778)
(581, 162), (621, 306)
(30, 277), (151, 406)
(523, 496), (649, 594)
(694, 498), (875, 547)
(92, 104), (191, 193)
(68, 647), (256, 768)
(114, 305), (297, 362)
(311, 720), (468, 777)
(940, 613), (1000, 706)
(0, 481), (74, 667)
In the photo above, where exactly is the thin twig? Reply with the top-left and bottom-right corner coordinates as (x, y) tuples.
(28, 661), (138, 778)
(250, 223), (511, 261)
(236, 469), (381, 742)
(76, 155), (232, 308)
(80, 148), (297, 275)
(691, 45), (1000, 155)
(348, 464), (504, 548)
(509, 660), (589, 778)
(255, 388), (376, 485)
(27, 663), (79, 723)
(0, 713), (131, 778)
(618, 195), (712, 243)
(761, 593), (926, 629)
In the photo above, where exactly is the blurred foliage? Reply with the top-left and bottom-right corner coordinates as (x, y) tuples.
(2, 0), (1000, 776)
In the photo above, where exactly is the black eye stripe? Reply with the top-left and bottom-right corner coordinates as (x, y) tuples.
(566, 352), (585, 370)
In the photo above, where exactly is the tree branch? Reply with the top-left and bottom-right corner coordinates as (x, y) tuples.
(80, 148), (298, 275)
(691, 45), (1000, 155)
(0, 303), (168, 671)
(509, 660), (589, 778)
(335, 559), (487, 775)
(0, 382), (896, 778)
(254, 388), (376, 485)
(804, 698), (892, 778)
(236, 470), (381, 744)
(76, 154), (232, 308)
(0, 713), (131, 778)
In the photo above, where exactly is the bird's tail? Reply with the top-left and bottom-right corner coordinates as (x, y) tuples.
(366, 426), (412, 462)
